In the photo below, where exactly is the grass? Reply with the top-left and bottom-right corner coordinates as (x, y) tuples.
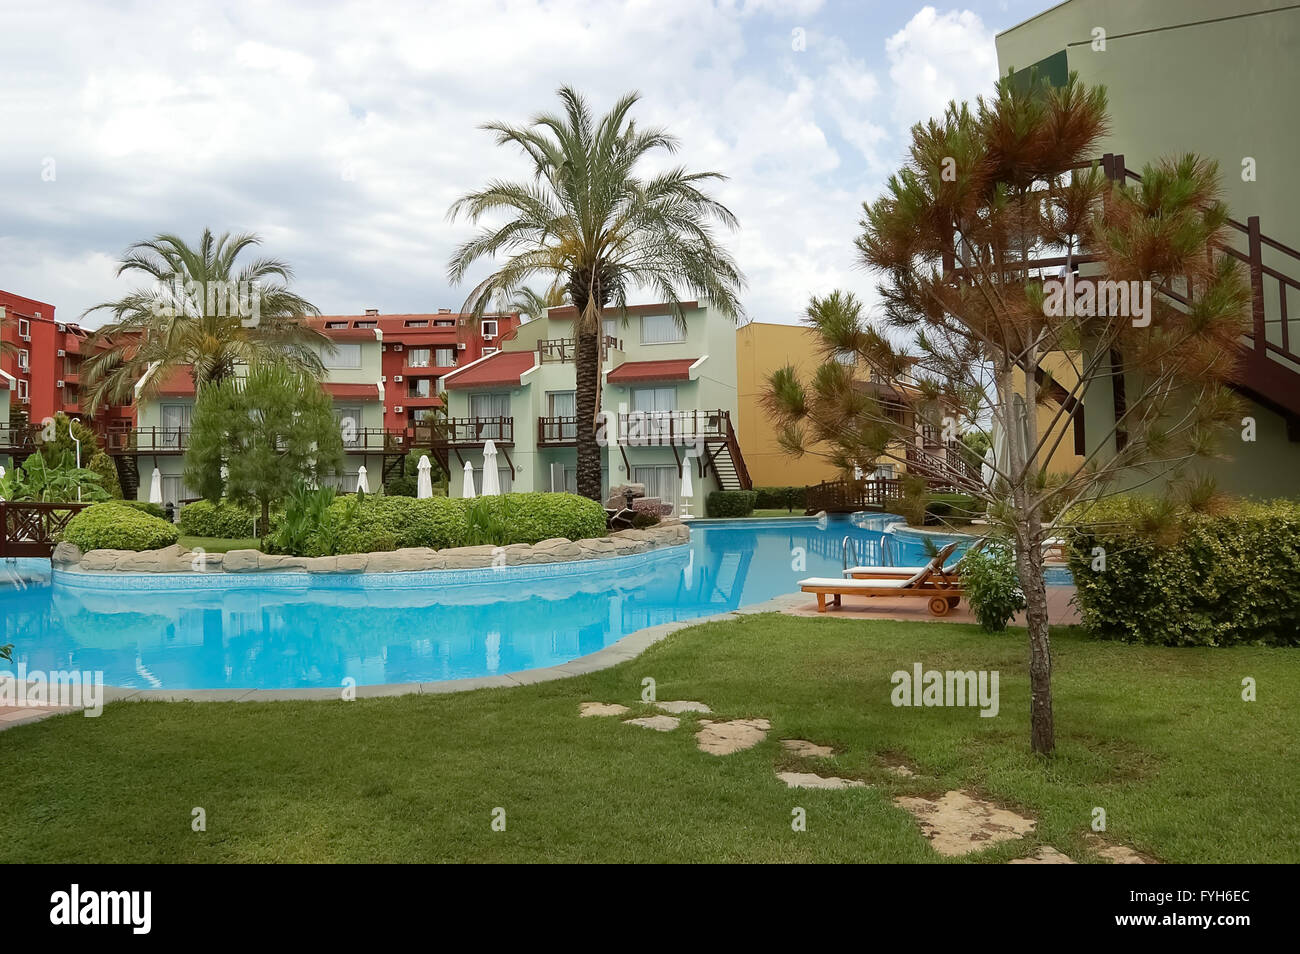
(750, 508), (807, 518)
(178, 536), (261, 553)
(0, 614), (1295, 863)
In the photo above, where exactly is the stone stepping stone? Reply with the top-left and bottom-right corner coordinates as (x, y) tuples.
(1086, 834), (1155, 864)
(695, 718), (771, 755)
(781, 739), (834, 758)
(579, 702), (629, 717)
(885, 763), (915, 777)
(894, 789), (1036, 857)
(654, 700), (712, 714)
(1009, 846), (1077, 864)
(624, 715), (680, 732)
(777, 771), (866, 790)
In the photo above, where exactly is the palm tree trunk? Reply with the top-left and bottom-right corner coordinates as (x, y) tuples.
(575, 327), (603, 501)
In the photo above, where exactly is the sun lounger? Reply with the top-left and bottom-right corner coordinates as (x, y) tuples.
(843, 541), (962, 580)
(801, 550), (965, 617)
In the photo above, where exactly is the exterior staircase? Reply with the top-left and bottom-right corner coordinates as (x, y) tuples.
(709, 412), (752, 491)
(112, 454), (140, 500)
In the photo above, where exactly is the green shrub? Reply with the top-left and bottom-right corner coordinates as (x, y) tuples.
(179, 499), (259, 538)
(705, 490), (758, 518)
(962, 545), (1026, 632)
(64, 502), (180, 552)
(122, 500), (168, 520)
(926, 493), (981, 524)
(753, 486), (807, 511)
(385, 473), (417, 497)
(1067, 496), (1300, 647)
(467, 493), (606, 544)
(332, 495), (469, 554)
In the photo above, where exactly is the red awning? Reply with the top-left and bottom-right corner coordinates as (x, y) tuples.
(155, 366), (196, 396)
(444, 351), (535, 390)
(606, 358), (697, 384)
(325, 383), (380, 399)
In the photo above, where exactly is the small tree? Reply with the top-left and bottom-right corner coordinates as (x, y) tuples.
(35, 412), (122, 497)
(766, 73), (1247, 755)
(185, 363), (344, 534)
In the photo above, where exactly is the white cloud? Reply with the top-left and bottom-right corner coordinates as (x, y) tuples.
(885, 6), (999, 134)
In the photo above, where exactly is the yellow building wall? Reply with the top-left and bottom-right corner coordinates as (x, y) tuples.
(735, 322), (844, 487)
(1010, 351), (1087, 478)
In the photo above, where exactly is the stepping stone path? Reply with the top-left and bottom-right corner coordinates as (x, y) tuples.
(579, 702), (629, 717)
(695, 718), (771, 755)
(1086, 834), (1154, 864)
(624, 715), (680, 732)
(884, 763), (915, 777)
(1009, 846), (1077, 864)
(655, 700), (712, 714)
(776, 771), (867, 790)
(781, 739), (834, 758)
(894, 789), (1036, 857)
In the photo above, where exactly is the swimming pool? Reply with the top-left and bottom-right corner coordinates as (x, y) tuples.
(0, 515), (1005, 691)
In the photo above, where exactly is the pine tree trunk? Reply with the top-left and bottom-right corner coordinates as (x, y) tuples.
(1015, 525), (1055, 755)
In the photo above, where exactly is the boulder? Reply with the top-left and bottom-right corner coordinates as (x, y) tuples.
(439, 545), (499, 569)
(79, 549), (129, 571)
(302, 556), (340, 573)
(222, 549), (262, 572)
(51, 542), (83, 566)
(335, 553), (369, 573)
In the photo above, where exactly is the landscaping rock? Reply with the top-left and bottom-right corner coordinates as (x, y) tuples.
(579, 702), (630, 717)
(440, 545), (499, 569)
(1009, 846), (1077, 864)
(258, 553), (311, 571)
(335, 553), (369, 573)
(1086, 834), (1155, 864)
(893, 790), (1036, 857)
(367, 548), (443, 573)
(524, 539), (582, 563)
(776, 771), (866, 790)
(624, 714), (680, 732)
(782, 739), (834, 758)
(576, 537), (618, 559)
(222, 549), (262, 572)
(695, 718), (771, 755)
(79, 549), (129, 571)
(51, 542), (83, 566)
(302, 556), (339, 573)
(655, 700), (712, 714)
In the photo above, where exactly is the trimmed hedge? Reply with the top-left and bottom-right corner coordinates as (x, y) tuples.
(178, 500), (259, 538)
(122, 500), (168, 520)
(705, 490), (758, 518)
(1067, 497), (1300, 647)
(469, 492), (607, 544)
(332, 496), (468, 554)
(64, 502), (180, 552)
(753, 486), (807, 510)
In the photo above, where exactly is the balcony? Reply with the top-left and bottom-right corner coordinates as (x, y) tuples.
(538, 416), (577, 446)
(616, 409), (729, 446)
(104, 425), (191, 454)
(0, 424), (42, 453)
(536, 335), (620, 363)
(411, 416), (513, 448)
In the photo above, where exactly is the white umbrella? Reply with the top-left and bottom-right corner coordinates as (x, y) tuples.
(417, 455), (434, 498)
(480, 440), (501, 496)
(461, 459), (476, 499)
(356, 465), (369, 494)
(982, 447), (995, 487)
(148, 468), (163, 504)
(679, 462), (694, 519)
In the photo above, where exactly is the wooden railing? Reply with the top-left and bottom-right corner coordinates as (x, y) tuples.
(805, 478), (904, 514)
(0, 425), (42, 454)
(0, 501), (90, 558)
(617, 409), (729, 446)
(411, 416), (514, 447)
(722, 410), (752, 490)
(538, 416), (577, 445)
(536, 336), (620, 363)
(104, 425), (190, 453)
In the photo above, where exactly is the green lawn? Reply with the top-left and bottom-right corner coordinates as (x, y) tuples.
(178, 536), (261, 553)
(1, 614), (1295, 863)
(750, 508), (807, 518)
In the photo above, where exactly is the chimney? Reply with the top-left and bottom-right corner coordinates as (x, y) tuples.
(438, 308), (451, 314)
(364, 308), (379, 316)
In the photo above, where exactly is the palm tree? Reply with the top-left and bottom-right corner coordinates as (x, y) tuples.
(509, 282), (569, 324)
(448, 87), (745, 501)
(81, 229), (328, 410)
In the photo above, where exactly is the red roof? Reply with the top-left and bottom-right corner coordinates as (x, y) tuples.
(606, 358), (697, 384)
(324, 383), (380, 399)
(443, 351), (535, 390)
(155, 365), (196, 396)
(0, 375), (10, 390)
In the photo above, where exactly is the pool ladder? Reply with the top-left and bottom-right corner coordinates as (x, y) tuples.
(842, 534), (896, 576)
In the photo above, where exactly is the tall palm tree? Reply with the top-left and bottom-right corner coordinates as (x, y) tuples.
(448, 87), (745, 501)
(81, 229), (328, 410)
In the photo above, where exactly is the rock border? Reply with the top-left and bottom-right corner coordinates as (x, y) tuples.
(52, 522), (689, 576)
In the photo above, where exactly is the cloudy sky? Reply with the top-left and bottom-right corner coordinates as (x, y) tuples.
(0, 0), (1047, 328)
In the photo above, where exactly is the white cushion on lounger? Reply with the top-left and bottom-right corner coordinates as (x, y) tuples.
(843, 564), (928, 576)
(800, 572), (925, 590)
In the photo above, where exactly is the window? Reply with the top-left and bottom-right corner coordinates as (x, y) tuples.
(547, 391), (576, 440)
(640, 314), (684, 345)
(333, 405), (363, 446)
(603, 318), (618, 341)
(549, 463), (577, 493)
(434, 319), (455, 327)
(631, 386), (676, 413)
(161, 404), (191, 448)
(17, 379), (29, 400)
(18, 349), (29, 370)
(873, 464), (895, 480)
(323, 343), (362, 369)
(325, 321), (349, 329)
(18, 318), (29, 337)
(408, 348), (431, 367)
(482, 319), (498, 339)
(470, 392), (511, 440)
(404, 320), (429, 328)
(356, 320), (376, 329)
(408, 378), (433, 398)
(633, 464), (677, 504)
(434, 347), (455, 366)
(413, 407), (437, 422)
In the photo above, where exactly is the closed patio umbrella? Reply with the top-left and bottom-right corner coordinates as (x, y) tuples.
(461, 459), (476, 499)
(356, 465), (369, 494)
(417, 455), (434, 498)
(982, 447), (996, 487)
(679, 462), (694, 519)
(148, 468), (163, 505)
(480, 440), (500, 496)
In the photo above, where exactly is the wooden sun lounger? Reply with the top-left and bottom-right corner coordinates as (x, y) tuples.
(799, 575), (963, 617)
(843, 542), (962, 581)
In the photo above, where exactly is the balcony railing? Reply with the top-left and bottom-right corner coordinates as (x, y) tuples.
(536, 335), (621, 363)
(104, 425), (191, 453)
(0, 424), (42, 453)
(412, 416), (514, 447)
(538, 416), (578, 445)
(616, 409), (728, 446)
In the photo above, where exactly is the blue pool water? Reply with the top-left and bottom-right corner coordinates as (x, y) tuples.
(0, 515), (1005, 691)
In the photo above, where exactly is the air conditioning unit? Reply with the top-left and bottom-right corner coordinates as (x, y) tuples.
(57, 349), (66, 357)
(393, 374), (403, 383)
(19, 396), (30, 404)
(456, 342), (467, 351)
(20, 334), (30, 342)
(393, 343), (404, 352)
(56, 380), (65, 388)
(394, 405), (404, 413)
